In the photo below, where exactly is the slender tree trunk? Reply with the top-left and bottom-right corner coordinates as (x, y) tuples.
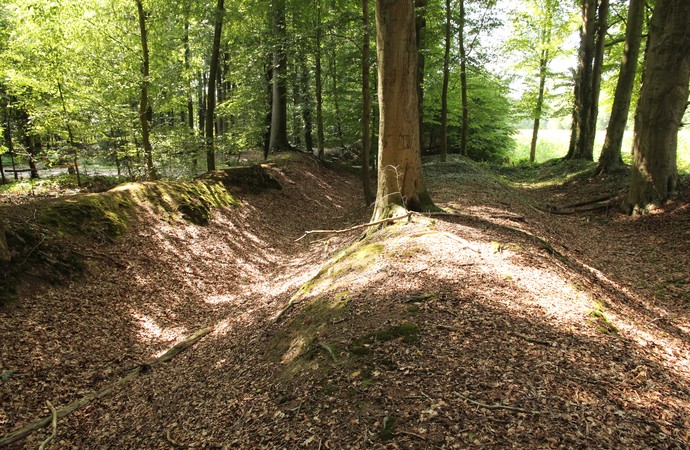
(184, 13), (194, 132)
(530, 19), (551, 163)
(263, 61), (272, 160)
(57, 82), (81, 186)
(292, 61), (302, 147)
(300, 58), (314, 154)
(205, 0), (225, 171)
(199, 70), (207, 134)
(315, 0), (325, 159)
(596, 0), (643, 174)
(439, 0), (451, 163)
(135, 0), (156, 180)
(586, 0), (608, 151)
(361, 0), (374, 205)
(372, 0), (436, 222)
(624, 0), (690, 212)
(1, 98), (11, 185)
(415, 0), (426, 155)
(269, 0), (291, 153)
(329, 49), (345, 148)
(458, 0), (469, 156)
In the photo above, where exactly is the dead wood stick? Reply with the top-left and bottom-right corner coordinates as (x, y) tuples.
(0, 326), (213, 447)
(511, 332), (552, 346)
(37, 401), (57, 450)
(295, 212), (413, 242)
(399, 430), (427, 441)
(460, 396), (543, 414)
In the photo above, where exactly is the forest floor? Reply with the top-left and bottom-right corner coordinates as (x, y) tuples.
(1, 153), (689, 449)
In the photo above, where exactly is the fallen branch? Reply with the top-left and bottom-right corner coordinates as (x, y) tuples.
(511, 332), (552, 346)
(436, 324), (462, 332)
(460, 396), (544, 414)
(0, 326), (214, 447)
(37, 401), (57, 450)
(295, 212), (413, 242)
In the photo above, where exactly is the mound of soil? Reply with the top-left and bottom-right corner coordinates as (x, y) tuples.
(1, 154), (688, 449)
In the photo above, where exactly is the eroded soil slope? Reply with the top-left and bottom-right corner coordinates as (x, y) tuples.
(1, 154), (689, 449)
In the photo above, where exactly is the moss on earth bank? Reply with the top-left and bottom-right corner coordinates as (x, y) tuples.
(0, 179), (239, 305)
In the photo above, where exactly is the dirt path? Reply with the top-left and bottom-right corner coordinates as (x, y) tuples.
(1, 155), (689, 448)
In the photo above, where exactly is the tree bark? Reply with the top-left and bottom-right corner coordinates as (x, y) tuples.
(135, 0), (156, 180)
(315, 0), (325, 159)
(361, 0), (374, 205)
(624, 0), (690, 212)
(439, 0), (451, 163)
(372, 0), (436, 222)
(596, 0), (643, 174)
(567, 0), (597, 160)
(57, 81), (81, 186)
(268, 0), (291, 153)
(205, 0), (225, 171)
(415, 0), (426, 156)
(530, 21), (551, 163)
(329, 48), (345, 148)
(458, 0), (469, 156)
(183, 9), (194, 132)
(1, 96), (11, 185)
(300, 58), (314, 154)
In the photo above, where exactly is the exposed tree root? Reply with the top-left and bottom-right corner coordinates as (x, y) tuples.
(0, 326), (214, 447)
(295, 212), (413, 242)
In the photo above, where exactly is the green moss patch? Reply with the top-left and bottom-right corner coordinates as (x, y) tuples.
(1, 179), (238, 305)
(293, 241), (385, 300)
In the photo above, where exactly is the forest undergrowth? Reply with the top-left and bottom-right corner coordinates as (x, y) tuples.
(1, 153), (689, 448)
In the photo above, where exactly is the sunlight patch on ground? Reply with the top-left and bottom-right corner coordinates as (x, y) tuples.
(131, 311), (188, 346)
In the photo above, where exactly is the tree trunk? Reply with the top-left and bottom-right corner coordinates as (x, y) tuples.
(361, 0), (374, 205)
(329, 49), (345, 148)
(135, 0), (156, 180)
(199, 70), (207, 135)
(291, 62), (301, 147)
(184, 10), (194, 132)
(530, 19), (551, 163)
(415, 0), (426, 155)
(372, 0), (436, 222)
(57, 81), (81, 186)
(300, 58), (314, 154)
(566, 0), (600, 161)
(439, 0), (451, 163)
(205, 0), (225, 171)
(315, 0), (325, 159)
(458, 0), (469, 156)
(624, 0), (690, 212)
(596, 0), (643, 174)
(1, 97), (11, 185)
(269, 0), (291, 153)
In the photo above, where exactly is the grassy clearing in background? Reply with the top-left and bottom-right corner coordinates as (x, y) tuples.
(509, 129), (690, 174)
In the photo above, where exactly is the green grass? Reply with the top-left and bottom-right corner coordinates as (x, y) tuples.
(509, 128), (690, 174)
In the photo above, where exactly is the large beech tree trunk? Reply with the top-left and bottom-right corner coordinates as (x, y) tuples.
(415, 0), (426, 155)
(372, 0), (436, 222)
(268, 0), (291, 153)
(596, 0), (643, 174)
(624, 0), (690, 212)
(135, 0), (156, 179)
